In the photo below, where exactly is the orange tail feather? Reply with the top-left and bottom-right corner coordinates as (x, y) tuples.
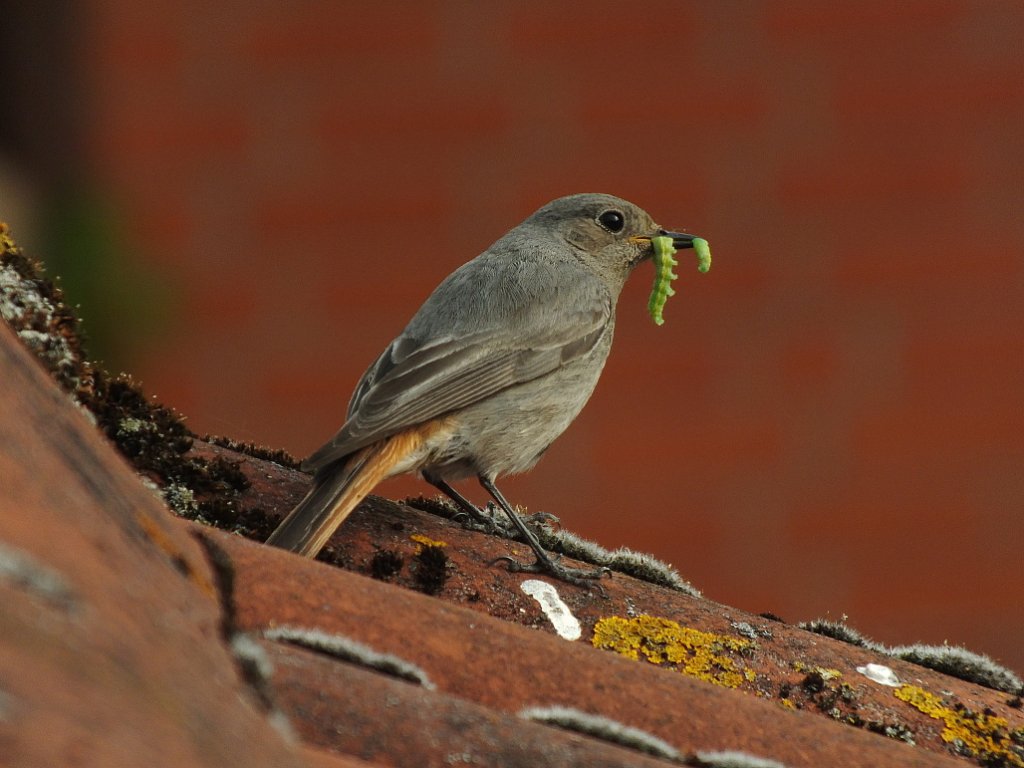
(266, 429), (426, 557)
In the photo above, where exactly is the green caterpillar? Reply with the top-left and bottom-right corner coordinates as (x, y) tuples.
(693, 237), (711, 274)
(648, 236), (679, 326)
(648, 236), (711, 325)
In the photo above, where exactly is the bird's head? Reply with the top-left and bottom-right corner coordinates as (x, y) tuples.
(526, 193), (699, 290)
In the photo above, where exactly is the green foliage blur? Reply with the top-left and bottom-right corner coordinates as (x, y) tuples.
(38, 189), (171, 369)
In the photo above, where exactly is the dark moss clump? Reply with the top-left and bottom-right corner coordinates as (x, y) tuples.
(204, 434), (300, 469)
(75, 370), (260, 534)
(777, 668), (860, 727)
(412, 545), (449, 595)
(85, 372), (194, 472)
(865, 721), (916, 745)
(369, 549), (404, 581)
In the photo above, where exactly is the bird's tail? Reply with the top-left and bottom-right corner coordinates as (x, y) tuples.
(266, 437), (407, 557)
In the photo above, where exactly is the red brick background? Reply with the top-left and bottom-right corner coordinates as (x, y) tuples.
(70, 2), (1024, 669)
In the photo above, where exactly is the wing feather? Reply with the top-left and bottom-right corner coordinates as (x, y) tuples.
(303, 250), (611, 473)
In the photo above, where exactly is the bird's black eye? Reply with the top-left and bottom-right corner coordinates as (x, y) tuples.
(597, 209), (625, 233)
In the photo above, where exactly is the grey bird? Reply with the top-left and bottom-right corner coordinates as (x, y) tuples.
(266, 193), (702, 585)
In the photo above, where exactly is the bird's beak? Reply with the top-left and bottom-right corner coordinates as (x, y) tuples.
(659, 229), (698, 250)
(629, 230), (699, 250)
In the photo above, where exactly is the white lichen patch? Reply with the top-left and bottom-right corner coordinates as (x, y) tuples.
(803, 617), (1024, 693)
(519, 705), (680, 760)
(264, 626), (435, 689)
(889, 643), (1023, 694)
(520, 579), (581, 641)
(534, 523), (701, 596)
(0, 265), (38, 321)
(0, 542), (77, 610)
(0, 263), (80, 387)
(857, 662), (901, 687)
(694, 750), (787, 768)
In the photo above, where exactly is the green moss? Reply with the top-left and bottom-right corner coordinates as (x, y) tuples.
(894, 684), (1024, 766)
(592, 614), (752, 689)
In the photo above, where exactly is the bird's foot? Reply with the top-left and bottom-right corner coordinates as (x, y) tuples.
(491, 552), (610, 594)
(454, 501), (501, 535)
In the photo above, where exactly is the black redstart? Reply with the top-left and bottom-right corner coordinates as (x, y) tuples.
(267, 193), (702, 585)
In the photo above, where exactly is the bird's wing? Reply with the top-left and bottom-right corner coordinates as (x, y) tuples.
(302, 255), (610, 473)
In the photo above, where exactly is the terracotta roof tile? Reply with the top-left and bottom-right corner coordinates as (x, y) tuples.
(209, 524), (983, 768)
(0, 322), (305, 768)
(3, 229), (1022, 768)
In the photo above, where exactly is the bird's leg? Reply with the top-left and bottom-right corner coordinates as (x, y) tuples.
(478, 476), (609, 589)
(426, 476), (498, 532)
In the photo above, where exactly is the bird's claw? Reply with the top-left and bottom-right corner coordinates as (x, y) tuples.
(490, 554), (610, 595)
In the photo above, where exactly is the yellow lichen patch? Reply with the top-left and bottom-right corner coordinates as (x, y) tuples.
(894, 684), (1024, 767)
(592, 614), (752, 689)
(410, 534), (447, 549)
(1, 222), (17, 252)
(793, 662), (842, 681)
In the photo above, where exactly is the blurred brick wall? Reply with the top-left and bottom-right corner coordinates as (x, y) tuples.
(80, 1), (1022, 669)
